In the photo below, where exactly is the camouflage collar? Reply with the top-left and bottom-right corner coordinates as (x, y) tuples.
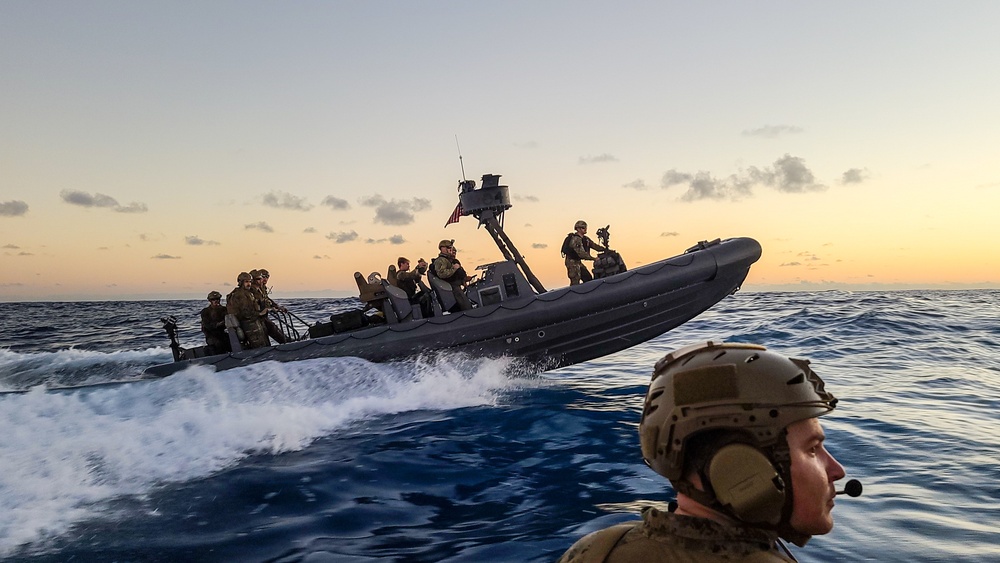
(640, 506), (790, 559)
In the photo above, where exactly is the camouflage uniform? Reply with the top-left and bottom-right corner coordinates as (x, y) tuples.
(433, 253), (473, 311)
(251, 280), (287, 345)
(565, 233), (608, 286)
(558, 506), (794, 563)
(397, 262), (433, 317)
(200, 301), (231, 355)
(226, 286), (270, 348)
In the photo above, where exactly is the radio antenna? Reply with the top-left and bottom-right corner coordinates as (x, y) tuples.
(455, 135), (467, 181)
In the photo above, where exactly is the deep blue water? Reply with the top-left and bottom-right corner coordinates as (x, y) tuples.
(1, 290), (998, 562)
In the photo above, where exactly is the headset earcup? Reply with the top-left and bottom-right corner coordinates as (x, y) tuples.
(708, 443), (785, 524)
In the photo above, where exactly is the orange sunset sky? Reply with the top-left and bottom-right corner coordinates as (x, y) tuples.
(2, 2), (999, 301)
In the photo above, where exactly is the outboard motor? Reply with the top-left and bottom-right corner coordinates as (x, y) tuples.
(592, 225), (628, 279)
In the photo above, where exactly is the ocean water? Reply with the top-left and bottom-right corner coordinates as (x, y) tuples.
(0, 290), (998, 562)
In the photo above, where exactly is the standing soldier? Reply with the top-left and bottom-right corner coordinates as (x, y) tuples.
(253, 268), (287, 344)
(562, 220), (608, 285)
(227, 272), (270, 349)
(200, 291), (231, 355)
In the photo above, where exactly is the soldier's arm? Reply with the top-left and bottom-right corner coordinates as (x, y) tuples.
(571, 237), (595, 260)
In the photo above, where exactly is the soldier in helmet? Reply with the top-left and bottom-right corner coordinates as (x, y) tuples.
(558, 342), (851, 562)
(562, 220), (608, 286)
(432, 239), (473, 312)
(226, 272), (270, 349)
(199, 290), (231, 355)
(256, 267), (287, 344)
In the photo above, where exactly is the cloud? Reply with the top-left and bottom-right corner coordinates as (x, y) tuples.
(326, 230), (358, 243)
(660, 231), (679, 237)
(751, 154), (826, 193)
(780, 261), (802, 267)
(514, 194), (540, 202)
(360, 195), (432, 226)
(18, 251), (34, 256)
(59, 190), (148, 213)
(623, 179), (648, 190)
(665, 154), (825, 201)
(152, 254), (181, 260)
(313, 254), (330, 259)
(741, 124), (804, 138)
(579, 154), (618, 164)
(365, 234), (407, 245)
(321, 196), (350, 210)
(244, 221), (274, 233)
(303, 227), (317, 233)
(3, 244), (20, 249)
(840, 168), (870, 185)
(0, 200), (29, 217)
(661, 170), (693, 188)
(185, 235), (220, 246)
(262, 191), (313, 211)
(531, 243), (548, 249)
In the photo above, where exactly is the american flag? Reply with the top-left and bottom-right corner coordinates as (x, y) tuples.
(444, 202), (463, 227)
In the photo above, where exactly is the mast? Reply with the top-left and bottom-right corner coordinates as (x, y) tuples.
(459, 174), (546, 294)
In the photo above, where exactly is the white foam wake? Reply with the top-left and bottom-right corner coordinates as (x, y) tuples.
(0, 353), (522, 555)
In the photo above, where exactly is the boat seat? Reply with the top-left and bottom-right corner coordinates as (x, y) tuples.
(426, 267), (458, 313)
(387, 264), (399, 287)
(354, 271), (388, 311)
(380, 279), (422, 322)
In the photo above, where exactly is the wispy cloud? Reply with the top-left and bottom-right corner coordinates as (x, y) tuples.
(660, 231), (679, 237)
(326, 230), (358, 243)
(365, 234), (406, 245)
(244, 222), (274, 233)
(0, 200), (29, 217)
(303, 227), (317, 233)
(359, 195), (432, 225)
(152, 254), (181, 260)
(579, 154), (618, 164)
(741, 124), (804, 138)
(262, 191), (313, 211)
(60, 190), (148, 213)
(663, 154), (827, 201)
(623, 179), (648, 190)
(532, 243), (548, 249)
(185, 235), (220, 246)
(514, 194), (539, 202)
(322, 196), (350, 210)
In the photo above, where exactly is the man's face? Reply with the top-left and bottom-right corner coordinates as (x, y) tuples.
(441, 245), (455, 257)
(399, 260), (410, 271)
(576, 226), (587, 236)
(241, 280), (252, 289)
(787, 417), (846, 536)
(261, 274), (269, 285)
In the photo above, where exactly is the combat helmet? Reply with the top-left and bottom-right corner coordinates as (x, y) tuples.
(207, 291), (222, 301)
(639, 341), (837, 539)
(237, 272), (252, 283)
(574, 220), (587, 230)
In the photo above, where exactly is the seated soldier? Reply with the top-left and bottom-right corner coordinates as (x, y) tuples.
(396, 256), (433, 318)
(200, 291), (231, 355)
(432, 239), (473, 312)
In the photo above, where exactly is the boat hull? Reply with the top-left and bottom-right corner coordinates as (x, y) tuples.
(144, 237), (761, 377)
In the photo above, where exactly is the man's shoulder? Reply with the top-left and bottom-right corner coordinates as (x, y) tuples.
(557, 522), (637, 563)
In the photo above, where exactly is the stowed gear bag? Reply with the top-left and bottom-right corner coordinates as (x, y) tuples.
(592, 225), (627, 279)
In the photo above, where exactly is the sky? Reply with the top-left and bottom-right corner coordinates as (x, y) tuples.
(2, 1), (999, 302)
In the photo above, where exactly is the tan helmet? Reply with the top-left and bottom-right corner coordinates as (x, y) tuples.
(258, 268), (270, 278)
(249, 269), (262, 279)
(207, 291), (222, 301)
(237, 272), (252, 283)
(439, 239), (455, 249)
(639, 341), (837, 537)
(574, 220), (587, 230)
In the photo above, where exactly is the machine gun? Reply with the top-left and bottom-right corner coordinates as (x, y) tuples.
(591, 225), (628, 279)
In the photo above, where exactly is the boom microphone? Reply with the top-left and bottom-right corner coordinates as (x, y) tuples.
(836, 479), (863, 497)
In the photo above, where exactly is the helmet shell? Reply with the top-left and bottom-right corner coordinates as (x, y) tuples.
(639, 341), (837, 481)
(574, 220), (587, 230)
(207, 291), (222, 301)
(237, 272), (252, 283)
